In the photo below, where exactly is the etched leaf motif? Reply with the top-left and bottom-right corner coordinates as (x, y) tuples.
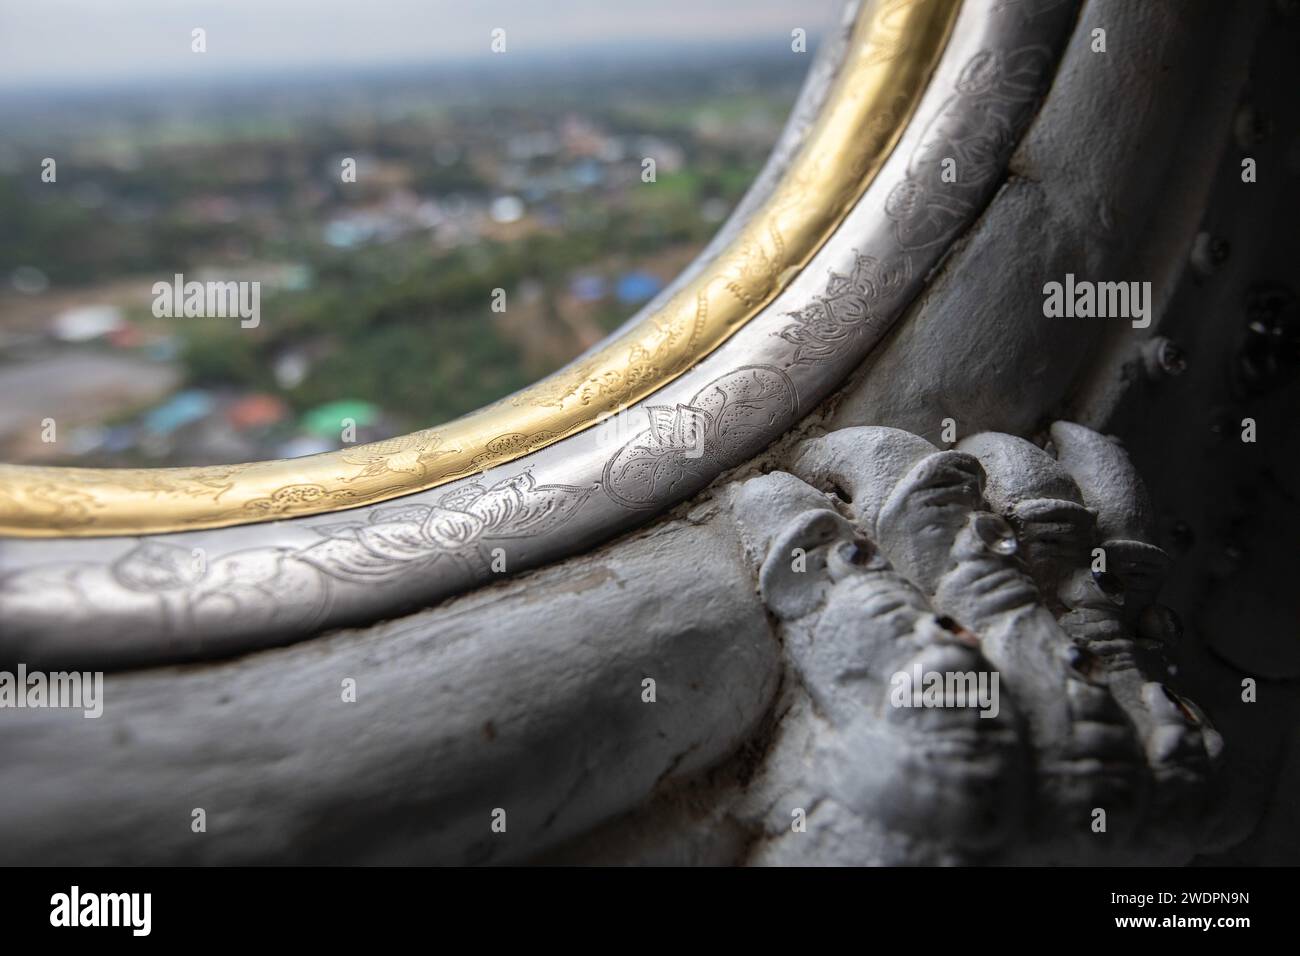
(644, 404), (712, 453)
(604, 366), (795, 509)
(341, 431), (455, 481)
(824, 292), (870, 325)
(875, 258), (911, 292)
(468, 473), (593, 539)
(312, 521), (368, 539)
(113, 542), (207, 591)
(607, 450), (666, 495)
(643, 406), (675, 445)
(422, 506), (486, 549)
(672, 406), (710, 453)
(368, 504), (433, 525)
(462, 475), (529, 530)
(356, 519), (432, 562)
(950, 129), (1006, 178)
(999, 45), (1052, 98)
(778, 255), (910, 363)
(824, 257), (868, 297)
(438, 485), (488, 513)
(382, 449), (427, 475)
(298, 537), (421, 581)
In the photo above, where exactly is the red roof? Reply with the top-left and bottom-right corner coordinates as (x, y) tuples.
(226, 394), (288, 430)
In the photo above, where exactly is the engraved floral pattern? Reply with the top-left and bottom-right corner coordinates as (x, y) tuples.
(778, 254), (912, 363)
(603, 365), (797, 508)
(0, 470), (595, 641)
(885, 46), (1053, 251)
(298, 472), (595, 582)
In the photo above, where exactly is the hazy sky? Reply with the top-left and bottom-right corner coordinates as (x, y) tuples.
(0, 0), (841, 90)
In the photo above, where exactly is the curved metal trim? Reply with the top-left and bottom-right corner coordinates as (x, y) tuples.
(0, 0), (1079, 668)
(0, 0), (960, 538)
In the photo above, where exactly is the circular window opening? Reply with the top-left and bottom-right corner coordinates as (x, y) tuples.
(0, 0), (840, 468)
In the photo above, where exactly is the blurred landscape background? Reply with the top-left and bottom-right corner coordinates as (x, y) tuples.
(0, 0), (834, 467)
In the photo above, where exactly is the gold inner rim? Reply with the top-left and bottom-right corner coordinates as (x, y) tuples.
(0, 0), (960, 537)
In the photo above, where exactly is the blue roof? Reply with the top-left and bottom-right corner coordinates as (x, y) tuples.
(143, 390), (215, 435)
(616, 271), (663, 304)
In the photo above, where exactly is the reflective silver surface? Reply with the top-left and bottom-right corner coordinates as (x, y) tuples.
(0, 0), (1081, 667)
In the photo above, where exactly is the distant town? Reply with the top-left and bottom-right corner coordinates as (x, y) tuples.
(0, 48), (807, 467)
